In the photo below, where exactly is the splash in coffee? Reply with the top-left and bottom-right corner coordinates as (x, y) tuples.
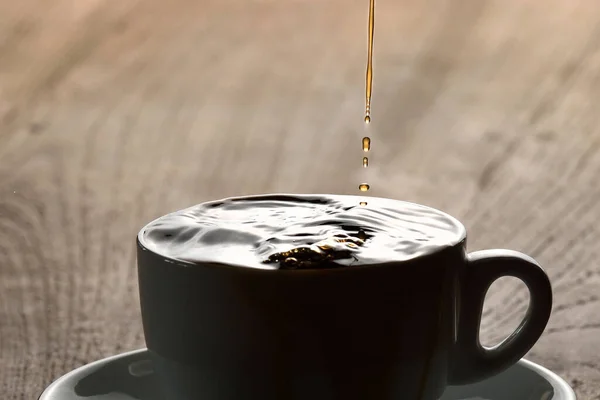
(139, 194), (465, 270)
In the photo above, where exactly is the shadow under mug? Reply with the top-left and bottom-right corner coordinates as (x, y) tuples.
(136, 199), (552, 400)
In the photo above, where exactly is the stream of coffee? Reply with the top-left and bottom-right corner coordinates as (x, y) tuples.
(360, 0), (375, 205)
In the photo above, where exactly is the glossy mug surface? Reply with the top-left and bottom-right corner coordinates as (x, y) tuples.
(136, 194), (552, 400)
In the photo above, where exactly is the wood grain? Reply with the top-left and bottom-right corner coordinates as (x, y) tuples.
(1, 0), (600, 398)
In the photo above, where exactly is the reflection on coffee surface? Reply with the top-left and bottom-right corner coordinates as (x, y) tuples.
(140, 194), (465, 270)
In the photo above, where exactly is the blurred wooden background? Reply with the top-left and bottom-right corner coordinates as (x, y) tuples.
(1, 0), (600, 398)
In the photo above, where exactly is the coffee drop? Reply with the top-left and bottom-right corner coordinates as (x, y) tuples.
(364, 115), (371, 123)
(362, 157), (368, 167)
(359, 183), (370, 192)
(284, 257), (299, 269)
(362, 137), (371, 152)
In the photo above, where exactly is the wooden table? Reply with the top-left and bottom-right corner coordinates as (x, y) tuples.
(1, 0), (599, 398)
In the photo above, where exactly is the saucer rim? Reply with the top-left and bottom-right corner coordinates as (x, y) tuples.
(516, 358), (576, 399)
(39, 348), (576, 400)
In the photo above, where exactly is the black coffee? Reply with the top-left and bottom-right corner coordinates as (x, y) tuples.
(139, 194), (465, 270)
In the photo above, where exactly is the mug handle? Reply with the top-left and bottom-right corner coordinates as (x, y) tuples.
(449, 249), (553, 385)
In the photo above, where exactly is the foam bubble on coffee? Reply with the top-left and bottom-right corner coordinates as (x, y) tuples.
(139, 194), (466, 270)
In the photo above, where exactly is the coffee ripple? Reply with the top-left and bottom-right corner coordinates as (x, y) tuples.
(139, 194), (466, 270)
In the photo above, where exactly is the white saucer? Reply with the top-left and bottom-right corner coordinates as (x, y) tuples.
(39, 349), (576, 400)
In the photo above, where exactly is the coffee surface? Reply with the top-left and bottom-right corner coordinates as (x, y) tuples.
(139, 194), (465, 270)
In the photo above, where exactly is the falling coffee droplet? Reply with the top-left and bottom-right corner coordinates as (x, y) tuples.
(359, 139), (371, 203)
(362, 137), (371, 152)
(364, 114), (371, 124)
